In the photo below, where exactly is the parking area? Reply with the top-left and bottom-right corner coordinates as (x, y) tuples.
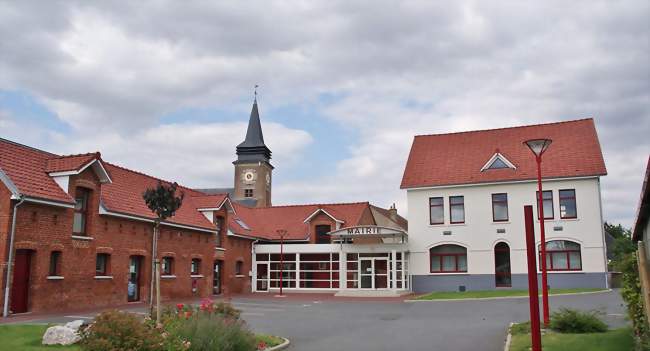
(1, 290), (626, 351)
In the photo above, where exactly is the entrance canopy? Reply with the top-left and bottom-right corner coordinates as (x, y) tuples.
(328, 225), (408, 242)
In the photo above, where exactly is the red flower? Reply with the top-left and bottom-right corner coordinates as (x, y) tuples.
(257, 341), (267, 350)
(176, 303), (184, 310)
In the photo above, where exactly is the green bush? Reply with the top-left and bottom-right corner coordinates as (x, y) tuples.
(170, 313), (256, 351)
(80, 310), (165, 351)
(549, 308), (608, 333)
(619, 252), (650, 350)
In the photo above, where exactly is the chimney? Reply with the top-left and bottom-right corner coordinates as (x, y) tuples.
(388, 203), (398, 221)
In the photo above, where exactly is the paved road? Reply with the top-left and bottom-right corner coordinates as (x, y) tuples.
(3, 290), (627, 351)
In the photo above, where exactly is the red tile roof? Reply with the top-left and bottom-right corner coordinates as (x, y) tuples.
(401, 118), (607, 189)
(190, 194), (229, 210)
(0, 138), (74, 204)
(45, 153), (100, 173)
(633, 156), (650, 241)
(229, 202), (372, 240)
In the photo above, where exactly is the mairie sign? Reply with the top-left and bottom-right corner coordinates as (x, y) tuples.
(328, 226), (407, 237)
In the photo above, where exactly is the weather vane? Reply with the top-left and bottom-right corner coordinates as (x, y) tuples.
(254, 84), (259, 101)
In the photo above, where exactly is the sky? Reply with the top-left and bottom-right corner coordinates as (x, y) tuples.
(0, 1), (648, 227)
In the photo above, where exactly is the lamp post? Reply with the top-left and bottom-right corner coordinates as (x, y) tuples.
(524, 138), (552, 327)
(276, 229), (288, 297)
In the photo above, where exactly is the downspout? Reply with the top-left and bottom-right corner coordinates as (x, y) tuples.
(3, 195), (25, 317)
(251, 239), (259, 292)
(597, 178), (609, 289)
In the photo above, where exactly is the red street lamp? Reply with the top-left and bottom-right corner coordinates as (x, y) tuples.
(524, 138), (552, 327)
(276, 229), (288, 297)
(524, 205), (543, 351)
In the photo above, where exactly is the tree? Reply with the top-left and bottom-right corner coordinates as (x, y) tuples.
(143, 181), (184, 323)
(605, 222), (636, 271)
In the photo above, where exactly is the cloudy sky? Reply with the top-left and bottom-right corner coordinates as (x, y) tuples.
(0, 1), (648, 227)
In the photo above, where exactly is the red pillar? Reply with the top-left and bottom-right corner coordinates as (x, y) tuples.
(279, 234), (284, 296)
(536, 156), (550, 326)
(525, 205), (543, 351)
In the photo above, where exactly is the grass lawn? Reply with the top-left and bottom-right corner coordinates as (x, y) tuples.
(509, 327), (634, 351)
(413, 288), (606, 300)
(0, 324), (80, 351)
(0, 324), (284, 351)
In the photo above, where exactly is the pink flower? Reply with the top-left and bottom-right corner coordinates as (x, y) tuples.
(257, 341), (267, 350)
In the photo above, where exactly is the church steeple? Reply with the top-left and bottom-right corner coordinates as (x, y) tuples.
(235, 99), (272, 163)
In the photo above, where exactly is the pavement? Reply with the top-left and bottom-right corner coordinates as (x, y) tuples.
(0, 290), (628, 351)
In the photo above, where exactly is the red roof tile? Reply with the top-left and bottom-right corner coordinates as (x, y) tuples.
(229, 202), (372, 240)
(401, 118), (607, 189)
(45, 153), (100, 173)
(0, 138), (74, 204)
(191, 194), (229, 210)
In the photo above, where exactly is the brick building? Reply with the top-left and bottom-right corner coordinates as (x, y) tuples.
(1, 99), (405, 315)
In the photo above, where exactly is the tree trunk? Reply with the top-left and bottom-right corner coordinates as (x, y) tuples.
(149, 222), (159, 315)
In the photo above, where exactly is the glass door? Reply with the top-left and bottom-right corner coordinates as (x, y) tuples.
(374, 259), (389, 289)
(213, 261), (222, 295)
(360, 259), (373, 289)
(256, 263), (269, 291)
(128, 256), (141, 302)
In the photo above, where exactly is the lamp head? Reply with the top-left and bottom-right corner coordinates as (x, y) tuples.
(524, 138), (552, 157)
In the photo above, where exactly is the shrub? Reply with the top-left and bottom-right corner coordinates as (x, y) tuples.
(549, 308), (608, 333)
(80, 310), (165, 351)
(510, 321), (531, 335)
(170, 313), (256, 351)
(619, 252), (650, 349)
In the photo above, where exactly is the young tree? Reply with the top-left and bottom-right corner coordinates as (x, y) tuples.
(605, 222), (636, 270)
(143, 181), (184, 323)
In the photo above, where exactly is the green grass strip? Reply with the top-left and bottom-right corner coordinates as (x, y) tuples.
(413, 288), (606, 300)
(509, 328), (634, 351)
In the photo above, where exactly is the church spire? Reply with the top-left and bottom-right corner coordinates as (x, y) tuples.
(235, 95), (272, 164)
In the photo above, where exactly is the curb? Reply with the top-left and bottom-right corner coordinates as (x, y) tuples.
(404, 289), (612, 303)
(503, 322), (513, 351)
(265, 337), (290, 351)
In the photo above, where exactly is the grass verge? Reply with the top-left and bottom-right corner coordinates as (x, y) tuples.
(413, 288), (606, 300)
(0, 324), (285, 351)
(509, 327), (634, 351)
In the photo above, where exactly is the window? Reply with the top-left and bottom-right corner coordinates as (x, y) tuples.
(429, 197), (444, 225)
(492, 193), (509, 222)
(162, 257), (173, 275)
(235, 261), (243, 276)
(539, 240), (582, 271)
(96, 253), (109, 276)
(487, 158), (510, 169)
(191, 259), (201, 275)
(244, 189), (253, 198)
(49, 251), (61, 276)
(73, 188), (90, 235)
(449, 196), (465, 224)
(559, 189), (577, 219)
(536, 190), (554, 219)
(315, 225), (331, 244)
(430, 245), (467, 273)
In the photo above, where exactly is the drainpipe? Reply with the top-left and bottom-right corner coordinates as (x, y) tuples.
(3, 195), (25, 317)
(251, 239), (259, 292)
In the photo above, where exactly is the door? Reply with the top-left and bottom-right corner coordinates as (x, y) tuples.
(374, 259), (389, 289)
(360, 259), (373, 289)
(11, 250), (31, 313)
(256, 263), (269, 291)
(494, 242), (512, 287)
(128, 256), (141, 302)
(213, 261), (222, 295)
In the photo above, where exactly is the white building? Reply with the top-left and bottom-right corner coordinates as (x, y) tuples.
(400, 119), (609, 292)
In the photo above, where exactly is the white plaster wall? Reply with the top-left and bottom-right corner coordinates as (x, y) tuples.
(407, 177), (607, 276)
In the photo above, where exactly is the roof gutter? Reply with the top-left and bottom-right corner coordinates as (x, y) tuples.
(3, 195), (25, 317)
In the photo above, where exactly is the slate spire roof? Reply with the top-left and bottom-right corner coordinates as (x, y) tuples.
(235, 99), (272, 163)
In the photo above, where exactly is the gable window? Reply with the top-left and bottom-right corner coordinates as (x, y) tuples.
(429, 197), (444, 225)
(449, 196), (465, 224)
(191, 259), (201, 275)
(539, 240), (581, 271)
(96, 253), (110, 276)
(162, 257), (174, 275)
(235, 261), (244, 276)
(536, 190), (554, 219)
(244, 189), (253, 198)
(73, 188), (90, 235)
(49, 251), (61, 276)
(481, 153), (516, 172)
(315, 225), (331, 244)
(559, 189), (577, 219)
(492, 193), (509, 222)
(430, 245), (467, 273)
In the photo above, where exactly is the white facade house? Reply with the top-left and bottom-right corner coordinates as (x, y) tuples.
(401, 119), (609, 292)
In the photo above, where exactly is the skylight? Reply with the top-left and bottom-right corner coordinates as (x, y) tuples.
(235, 219), (250, 230)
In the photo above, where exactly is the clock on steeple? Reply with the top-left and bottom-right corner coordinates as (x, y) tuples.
(232, 97), (273, 207)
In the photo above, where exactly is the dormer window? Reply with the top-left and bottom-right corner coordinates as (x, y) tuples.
(481, 152), (516, 172)
(73, 188), (90, 235)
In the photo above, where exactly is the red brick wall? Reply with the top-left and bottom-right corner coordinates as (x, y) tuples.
(1, 168), (253, 315)
(0, 183), (14, 306)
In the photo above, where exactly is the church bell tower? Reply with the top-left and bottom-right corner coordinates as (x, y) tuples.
(233, 98), (273, 207)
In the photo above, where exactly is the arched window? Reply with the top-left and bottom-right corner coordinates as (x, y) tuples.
(539, 240), (581, 271)
(430, 245), (467, 273)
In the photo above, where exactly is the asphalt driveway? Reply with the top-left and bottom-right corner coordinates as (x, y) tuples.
(1, 290), (627, 351)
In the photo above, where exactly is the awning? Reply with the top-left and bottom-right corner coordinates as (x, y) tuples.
(327, 225), (408, 241)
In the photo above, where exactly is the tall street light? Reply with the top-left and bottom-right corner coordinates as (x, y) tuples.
(524, 138), (552, 327)
(276, 229), (288, 297)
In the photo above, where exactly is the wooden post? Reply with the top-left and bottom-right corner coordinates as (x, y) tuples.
(637, 241), (650, 324)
